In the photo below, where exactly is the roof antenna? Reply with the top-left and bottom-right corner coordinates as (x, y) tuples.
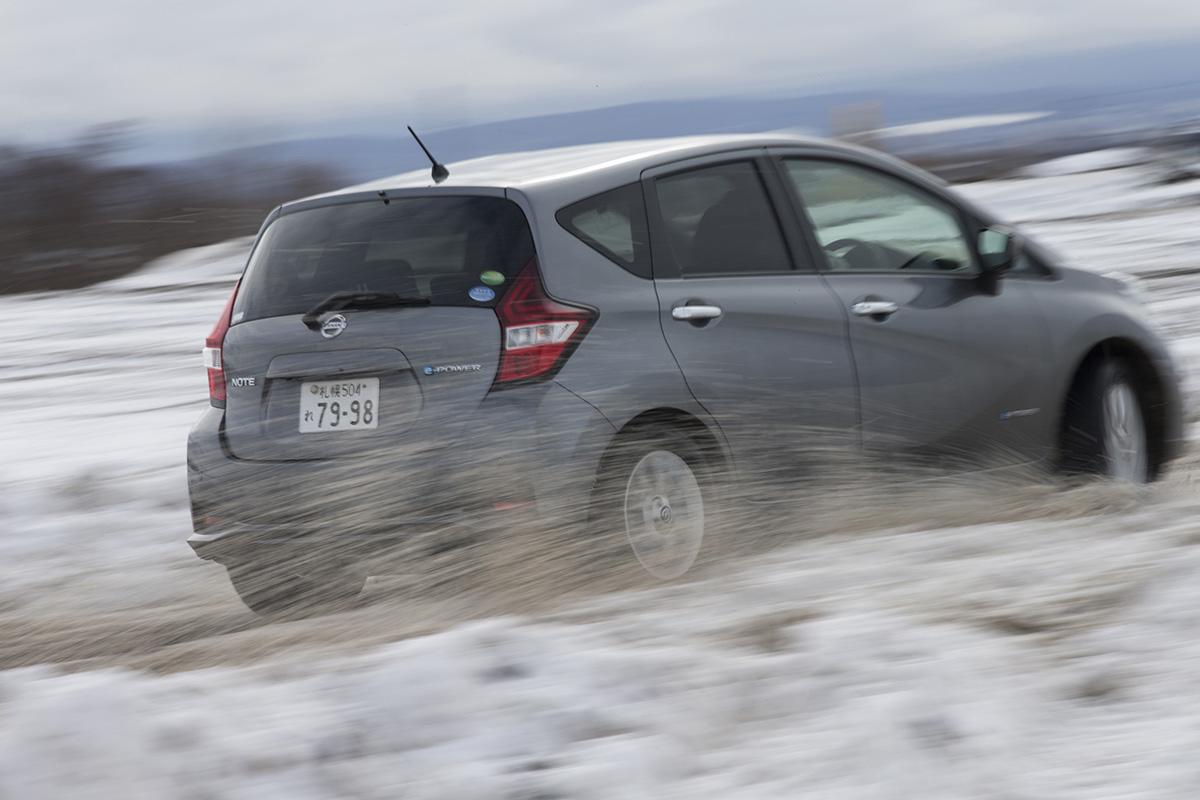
(407, 126), (449, 184)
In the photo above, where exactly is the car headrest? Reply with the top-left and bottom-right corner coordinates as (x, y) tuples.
(692, 190), (757, 273)
(429, 272), (474, 301)
(359, 258), (418, 296)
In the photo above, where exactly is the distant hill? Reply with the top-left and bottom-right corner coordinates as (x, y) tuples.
(165, 39), (1200, 183)
(184, 90), (1085, 183)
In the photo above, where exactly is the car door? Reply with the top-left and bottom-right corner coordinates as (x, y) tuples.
(643, 154), (859, 473)
(772, 151), (1052, 464)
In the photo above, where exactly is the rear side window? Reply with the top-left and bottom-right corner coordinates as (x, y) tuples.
(556, 183), (651, 278)
(653, 161), (793, 277)
(232, 196), (534, 323)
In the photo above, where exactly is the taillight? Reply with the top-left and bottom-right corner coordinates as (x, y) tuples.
(495, 259), (595, 386)
(203, 282), (239, 408)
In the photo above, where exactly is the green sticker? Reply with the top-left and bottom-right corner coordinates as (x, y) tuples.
(480, 270), (505, 286)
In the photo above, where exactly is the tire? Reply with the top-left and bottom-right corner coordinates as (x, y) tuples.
(590, 427), (714, 580)
(1061, 359), (1150, 483)
(226, 561), (366, 618)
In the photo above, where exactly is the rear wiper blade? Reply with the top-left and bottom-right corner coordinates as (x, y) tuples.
(302, 291), (431, 330)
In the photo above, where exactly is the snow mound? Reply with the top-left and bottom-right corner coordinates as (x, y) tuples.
(881, 111), (1052, 138)
(102, 237), (251, 292)
(1021, 147), (1150, 178)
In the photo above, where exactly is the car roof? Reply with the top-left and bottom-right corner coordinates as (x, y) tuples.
(304, 133), (841, 201)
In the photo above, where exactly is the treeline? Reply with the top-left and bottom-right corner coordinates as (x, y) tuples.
(0, 127), (343, 293)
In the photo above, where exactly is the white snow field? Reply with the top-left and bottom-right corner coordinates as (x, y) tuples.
(0, 158), (1198, 798)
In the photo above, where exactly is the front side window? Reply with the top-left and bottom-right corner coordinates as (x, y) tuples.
(784, 159), (974, 273)
(653, 161), (793, 277)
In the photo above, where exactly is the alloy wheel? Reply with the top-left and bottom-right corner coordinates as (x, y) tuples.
(622, 449), (705, 579)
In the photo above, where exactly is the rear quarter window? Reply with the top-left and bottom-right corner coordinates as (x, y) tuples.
(232, 196), (534, 323)
(556, 183), (652, 278)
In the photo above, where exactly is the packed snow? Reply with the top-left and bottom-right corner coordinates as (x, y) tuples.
(0, 155), (1198, 798)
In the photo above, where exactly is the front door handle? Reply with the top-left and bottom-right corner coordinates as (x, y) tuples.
(850, 300), (898, 318)
(671, 305), (723, 321)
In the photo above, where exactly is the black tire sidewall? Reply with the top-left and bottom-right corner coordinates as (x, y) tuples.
(1062, 358), (1146, 480)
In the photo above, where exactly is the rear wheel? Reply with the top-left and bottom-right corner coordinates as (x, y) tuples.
(1062, 359), (1150, 483)
(226, 562), (365, 618)
(592, 429), (712, 579)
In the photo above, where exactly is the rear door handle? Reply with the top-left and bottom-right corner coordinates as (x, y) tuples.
(671, 305), (723, 321)
(850, 300), (898, 318)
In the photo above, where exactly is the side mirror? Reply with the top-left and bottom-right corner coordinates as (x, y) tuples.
(977, 226), (1019, 275)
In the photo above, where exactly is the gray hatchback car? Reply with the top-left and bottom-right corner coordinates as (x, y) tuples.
(188, 134), (1184, 614)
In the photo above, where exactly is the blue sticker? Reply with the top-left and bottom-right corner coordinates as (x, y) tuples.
(423, 366), (434, 376)
(468, 285), (496, 302)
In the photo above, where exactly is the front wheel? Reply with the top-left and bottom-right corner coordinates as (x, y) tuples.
(1062, 359), (1150, 483)
(592, 429), (712, 580)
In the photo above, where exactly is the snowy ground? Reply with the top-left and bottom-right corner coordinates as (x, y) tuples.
(1, 157), (1199, 798)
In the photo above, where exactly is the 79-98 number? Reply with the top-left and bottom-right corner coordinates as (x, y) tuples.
(315, 399), (375, 428)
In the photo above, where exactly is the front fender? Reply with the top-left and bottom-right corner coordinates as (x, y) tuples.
(1037, 271), (1185, 468)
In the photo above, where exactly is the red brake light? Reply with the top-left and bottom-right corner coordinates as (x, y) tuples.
(495, 259), (595, 385)
(203, 281), (239, 408)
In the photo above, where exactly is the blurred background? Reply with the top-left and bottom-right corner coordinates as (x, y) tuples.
(5, 1), (1200, 296)
(1, 2), (1199, 797)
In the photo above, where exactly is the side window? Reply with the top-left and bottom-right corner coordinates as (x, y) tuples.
(654, 161), (793, 277)
(784, 160), (974, 273)
(557, 183), (651, 278)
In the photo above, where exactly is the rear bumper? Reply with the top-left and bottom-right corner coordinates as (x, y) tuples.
(186, 381), (615, 566)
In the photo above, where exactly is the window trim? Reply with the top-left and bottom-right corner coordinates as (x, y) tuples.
(770, 153), (984, 279)
(641, 153), (813, 280)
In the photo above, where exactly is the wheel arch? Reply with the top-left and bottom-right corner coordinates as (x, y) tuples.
(586, 407), (731, 520)
(610, 407), (731, 473)
(1057, 337), (1171, 479)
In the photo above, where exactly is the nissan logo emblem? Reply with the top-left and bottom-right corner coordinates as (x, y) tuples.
(320, 314), (348, 339)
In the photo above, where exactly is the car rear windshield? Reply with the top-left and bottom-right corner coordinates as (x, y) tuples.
(231, 196), (535, 323)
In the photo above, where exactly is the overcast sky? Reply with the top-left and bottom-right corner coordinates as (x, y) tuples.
(3, 0), (1200, 146)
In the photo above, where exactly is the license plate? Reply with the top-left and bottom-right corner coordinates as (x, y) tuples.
(299, 378), (380, 433)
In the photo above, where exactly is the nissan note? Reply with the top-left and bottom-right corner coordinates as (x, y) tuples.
(187, 134), (1184, 615)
